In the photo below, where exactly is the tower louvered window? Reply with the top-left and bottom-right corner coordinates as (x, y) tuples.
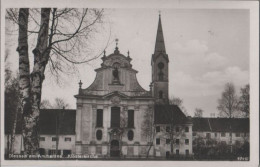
(158, 72), (164, 81)
(159, 91), (163, 99)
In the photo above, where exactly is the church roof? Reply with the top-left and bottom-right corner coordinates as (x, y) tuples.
(5, 109), (76, 135)
(5, 109), (249, 135)
(39, 109), (76, 135)
(192, 117), (249, 132)
(154, 105), (190, 124)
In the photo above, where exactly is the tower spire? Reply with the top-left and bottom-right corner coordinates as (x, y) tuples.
(151, 13), (169, 103)
(154, 13), (166, 54)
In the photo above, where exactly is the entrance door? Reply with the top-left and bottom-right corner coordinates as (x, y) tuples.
(110, 140), (120, 157)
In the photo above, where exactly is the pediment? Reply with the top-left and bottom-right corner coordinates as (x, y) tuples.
(102, 91), (129, 105)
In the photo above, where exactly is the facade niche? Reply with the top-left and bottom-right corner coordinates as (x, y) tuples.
(112, 62), (120, 84)
(96, 130), (102, 140)
(127, 130), (134, 141)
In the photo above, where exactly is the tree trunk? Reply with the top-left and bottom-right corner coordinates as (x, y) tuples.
(17, 8), (31, 154)
(55, 111), (60, 156)
(170, 111), (174, 155)
(7, 134), (10, 157)
(170, 124), (174, 155)
(146, 137), (154, 158)
(10, 106), (19, 154)
(229, 117), (233, 153)
(21, 8), (51, 155)
(146, 108), (155, 158)
(146, 127), (155, 158)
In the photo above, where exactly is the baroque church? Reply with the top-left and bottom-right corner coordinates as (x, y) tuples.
(5, 14), (249, 159)
(73, 14), (193, 158)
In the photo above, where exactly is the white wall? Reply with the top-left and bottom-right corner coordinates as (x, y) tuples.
(193, 131), (249, 144)
(5, 134), (75, 155)
(154, 124), (193, 156)
(39, 135), (75, 154)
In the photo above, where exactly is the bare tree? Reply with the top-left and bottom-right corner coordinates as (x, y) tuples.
(217, 82), (239, 153)
(169, 96), (183, 106)
(53, 98), (70, 109)
(194, 108), (204, 118)
(40, 99), (52, 109)
(7, 8), (107, 154)
(169, 96), (188, 116)
(119, 109), (128, 156)
(239, 84), (249, 117)
(217, 83), (239, 118)
(40, 98), (70, 109)
(4, 51), (21, 155)
(141, 106), (155, 158)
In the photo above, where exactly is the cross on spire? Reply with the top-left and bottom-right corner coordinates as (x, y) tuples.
(114, 38), (120, 54)
(115, 38), (119, 47)
(78, 80), (82, 89)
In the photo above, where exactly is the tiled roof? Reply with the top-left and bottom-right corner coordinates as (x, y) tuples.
(154, 105), (189, 124)
(192, 118), (211, 132)
(39, 109), (76, 135)
(192, 117), (249, 132)
(5, 109), (76, 135)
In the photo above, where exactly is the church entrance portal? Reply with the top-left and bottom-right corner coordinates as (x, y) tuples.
(110, 140), (120, 157)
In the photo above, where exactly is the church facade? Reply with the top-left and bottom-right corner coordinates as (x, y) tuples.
(73, 15), (192, 158)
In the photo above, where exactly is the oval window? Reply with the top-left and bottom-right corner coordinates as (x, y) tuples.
(96, 130), (102, 140)
(128, 130), (134, 141)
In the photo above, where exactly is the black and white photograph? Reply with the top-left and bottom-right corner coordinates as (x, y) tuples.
(1, 0), (259, 166)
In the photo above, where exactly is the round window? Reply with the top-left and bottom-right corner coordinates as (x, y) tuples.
(96, 130), (102, 140)
(158, 62), (164, 70)
(128, 130), (134, 141)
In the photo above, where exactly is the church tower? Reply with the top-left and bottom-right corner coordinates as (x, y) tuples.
(151, 14), (169, 104)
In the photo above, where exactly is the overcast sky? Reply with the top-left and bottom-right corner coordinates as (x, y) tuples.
(5, 8), (249, 117)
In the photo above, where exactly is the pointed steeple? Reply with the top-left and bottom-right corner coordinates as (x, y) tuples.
(154, 14), (166, 54)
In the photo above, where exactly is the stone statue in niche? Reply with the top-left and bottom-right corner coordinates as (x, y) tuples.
(112, 67), (120, 84)
(113, 67), (119, 80)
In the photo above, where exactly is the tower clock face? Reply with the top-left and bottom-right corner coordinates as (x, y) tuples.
(158, 62), (164, 69)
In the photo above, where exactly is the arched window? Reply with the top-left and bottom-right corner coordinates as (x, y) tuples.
(128, 130), (134, 141)
(96, 130), (102, 140)
(159, 91), (163, 99)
